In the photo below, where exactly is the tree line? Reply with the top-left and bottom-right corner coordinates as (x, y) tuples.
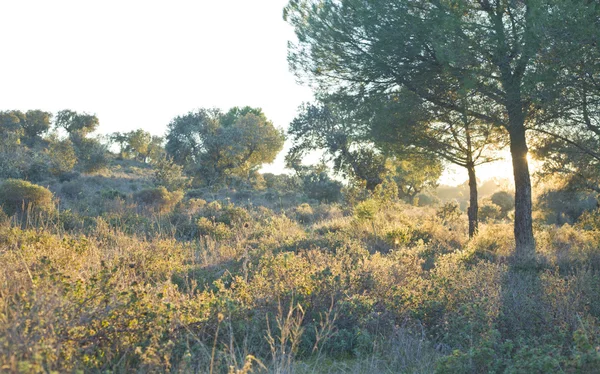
(283, 0), (600, 262)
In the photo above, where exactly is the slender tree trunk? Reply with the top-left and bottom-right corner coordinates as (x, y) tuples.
(467, 163), (478, 238)
(508, 124), (535, 259)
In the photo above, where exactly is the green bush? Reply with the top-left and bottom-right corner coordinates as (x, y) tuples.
(134, 187), (183, 213)
(354, 199), (379, 221)
(101, 189), (127, 201)
(196, 217), (232, 240)
(415, 192), (440, 207)
(294, 203), (315, 224)
(491, 191), (515, 217)
(153, 157), (190, 192)
(0, 179), (54, 215)
(436, 201), (461, 223)
(47, 138), (77, 176)
(479, 201), (502, 223)
(302, 171), (342, 203)
(61, 180), (84, 199)
(74, 137), (108, 173)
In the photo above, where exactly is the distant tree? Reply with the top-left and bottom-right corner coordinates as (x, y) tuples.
(54, 110), (99, 137)
(301, 169), (343, 203)
(388, 155), (442, 203)
(287, 100), (386, 190)
(22, 110), (52, 145)
(491, 191), (515, 218)
(0, 110), (26, 143)
(111, 132), (130, 159)
(127, 129), (152, 162)
(371, 91), (504, 237)
(147, 136), (165, 163)
(165, 107), (285, 186)
(75, 137), (108, 173)
(153, 157), (190, 192)
(46, 136), (77, 176)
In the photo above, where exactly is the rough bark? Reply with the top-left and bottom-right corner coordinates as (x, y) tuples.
(467, 163), (478, 238)
(508, 125), (535, 259)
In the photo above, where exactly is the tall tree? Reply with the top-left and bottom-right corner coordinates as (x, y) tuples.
(371, 90), (503, 237)
(284, 0), (590, 258)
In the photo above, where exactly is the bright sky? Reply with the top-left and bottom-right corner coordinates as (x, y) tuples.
(0, 0), (518, 185)
(0, 0), (313, 172)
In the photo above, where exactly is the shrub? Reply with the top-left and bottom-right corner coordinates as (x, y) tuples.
(101, 189), (127, 201)
(354, 199), (379, 221)
(134, 187), (183, 213)
(263, 173), (301, 193)
(196, 217), (232, 240)
(218, 204), (251, 226)
(185, 188), (205, 199)
(436, 201), (461, 223)
(182, 198), (207, 215)
(26, 158), (50, 182)
(302, 171), (342, 203)
(491, 191), (515, 216)
(47, 138), (77, 176)
(153, 157), (190, 192)
(75, 138), (108, 173)
(385, 226), (413, 248)
(479, 202), (502, 223)
(373, 177), (398, 203)
(0, 179), (54, 215)
(294, 203), (314, 224)
(415, 192), (440, 207)
(58, 171), (80, 182)
(61, 180), (84, 199)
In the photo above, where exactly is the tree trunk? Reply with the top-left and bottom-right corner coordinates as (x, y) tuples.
(467, 163), (478, 238)
(508, 125), (535, 259)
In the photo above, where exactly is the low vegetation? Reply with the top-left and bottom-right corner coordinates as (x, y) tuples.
(0, 162), (599, 373)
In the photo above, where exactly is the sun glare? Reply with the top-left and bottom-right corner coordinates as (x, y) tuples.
(439, 150), (541, 187)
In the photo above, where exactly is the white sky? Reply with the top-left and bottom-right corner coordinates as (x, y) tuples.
(0, 0), (516, 185)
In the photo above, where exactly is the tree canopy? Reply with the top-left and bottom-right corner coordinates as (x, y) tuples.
(284, 0), (599, 258)
(165, 107), (285, 186)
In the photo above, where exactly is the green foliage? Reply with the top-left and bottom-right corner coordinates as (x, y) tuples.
(479, 202), (502, 223)
(287, 101), (386, 190)
(60, 180), (85, 199)
(436, 201), (461, 224)
(538, 185), (598, 225)
(263, 173), (301, 193)
(46, 136), (77, 176)
(301, 171), (342, 203)
(415, 193), (440, 207)
(353, 199), (378, 222)
(127, 129), (152, 161)
(73, 137), (108, 173)
(387, 156), (442, 202)
(0, 179), (54, 215)
(491, 191), (515, 216)
(294, 203), (315, 224)
(54, 109), (99, 136)
(196, 217), (233, 240)
(134, 187), (183, 213)
(165, 107), (285, 186)
(112, 129), (162, 162)
(152, 157), (190, 192)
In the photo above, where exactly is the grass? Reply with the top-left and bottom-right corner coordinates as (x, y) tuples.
(1, 172), (600, 373)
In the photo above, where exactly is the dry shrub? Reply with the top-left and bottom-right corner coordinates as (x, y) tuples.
(134, 186), (183, 213)
(0, 179), (54, 215)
